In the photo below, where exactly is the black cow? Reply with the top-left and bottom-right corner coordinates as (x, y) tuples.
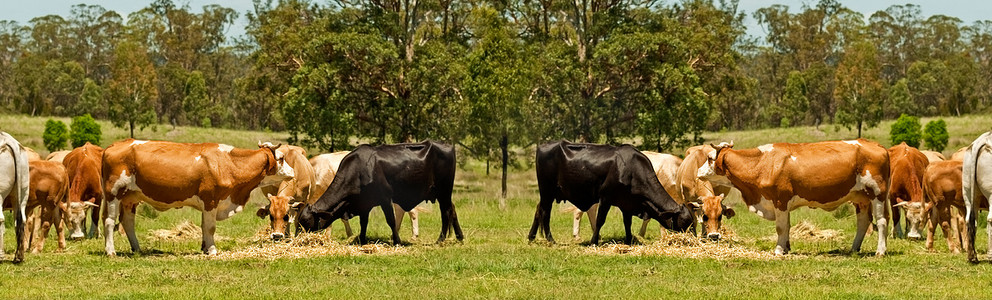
(528, 140), (696, 244)
(297, 140), (461, 244)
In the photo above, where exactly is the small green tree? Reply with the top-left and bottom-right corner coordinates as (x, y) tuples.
(890, 114), (922, 148)
(923, 119), (949, 152)
(70, 114), (102, 148)
(43, 119), (69, 152)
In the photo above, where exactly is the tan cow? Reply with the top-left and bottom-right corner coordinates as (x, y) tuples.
(23, 146), (42, 162)
(922, 160), (989, 253)
(698, 139), (890, 256)
(678, 145), (734, 240)
(101, 140), (294, 256)
(62, 143), (103, 239)
(951, 146), (969, 161)
(45, 150), (71, 163)
(888, 143), (929, 239)
(568, 151), (682, 239)
(255, 145), (314, 240)
(920, 150), (945, 163)
(20, 160), (69, 253)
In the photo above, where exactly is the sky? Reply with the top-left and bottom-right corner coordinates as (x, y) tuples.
(0, 0), (990, 40)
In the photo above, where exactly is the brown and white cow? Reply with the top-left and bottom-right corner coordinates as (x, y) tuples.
(62, 143), (104, 239)
(922, 160), (988, 253)
(0, 132), (30, 262)
(920, 150), (945, 163)
(887, 143), (929, 239)
(101, 140), (294, 255)
(19, 160), (69, 253)
(255, 145), (315, 240)
(45, 150), (71, 163)
(698, 139), (890, 256)
(678, 145), (734, 240)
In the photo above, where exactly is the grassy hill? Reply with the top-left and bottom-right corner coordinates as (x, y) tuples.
(1, 113), (991, 298)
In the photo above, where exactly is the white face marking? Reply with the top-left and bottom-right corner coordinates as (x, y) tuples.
(194, 155), (201, 162)
(130, 140), (148, 146)
(111, 170), (141, 195)
(217, 144), (234, 152)
(790, 155), (797, 161)
(844, 140), (861, 146)
(758, 144), (775, 153)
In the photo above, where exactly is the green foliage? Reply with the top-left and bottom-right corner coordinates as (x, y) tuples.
(107, 41), (158, 138)
(834, 41), (884, 137)
(42, 119), (69, 152)
(889, 114), (922, 148)
(69, 114), (101, 148)
(923, 119), (949, 152)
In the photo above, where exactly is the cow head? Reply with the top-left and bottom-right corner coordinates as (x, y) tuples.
(65, 201), (98, 239)
(689, 194), (734, 240)
(697, 141), (733, 185)
(617, 147), (696, 234)
(259, 142), (295, 186)
(256, 193), (304, 240)
(894, 201), (925, 239)
(297, 147), (375, 233)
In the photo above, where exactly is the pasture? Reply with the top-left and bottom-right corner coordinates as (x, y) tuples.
(2, 114), (992, 298)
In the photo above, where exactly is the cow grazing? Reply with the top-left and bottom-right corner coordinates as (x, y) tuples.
(308, 152), (353, 237)
(697, 139), (890, 256)
(297, 141), (460, 245)
(951, 146), (969, 161)
(921, 150), (945, 163)
(529, 141), (695, 245)
(255, 145), (315, 240)
(888, 143), (929, 239)
(922, 160), (988, 253)
(678, 145), (734, 240)
(62, 143), (104, 239)
(569, 151), (683, 239)
(0, 132), (30, 262)
(23, 146), (42, 162)
(20, 160), (69, 252)
(45, 150), (71, 163)
(963, 132), (992, 262)
(101, 140), (294, 256)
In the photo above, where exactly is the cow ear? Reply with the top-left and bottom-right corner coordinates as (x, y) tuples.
(723, 206), (736, 219)
(358, 148), (377, 186)
(615, 148), (634, 185)
(256, 206), (270, 218)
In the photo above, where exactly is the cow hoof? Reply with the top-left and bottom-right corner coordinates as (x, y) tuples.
(204, 246), (217, 255)
(874, 251), (885, 257)
(774, 246), (787, 256)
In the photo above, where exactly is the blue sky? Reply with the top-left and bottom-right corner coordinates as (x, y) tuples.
(0, 1), (989, 39)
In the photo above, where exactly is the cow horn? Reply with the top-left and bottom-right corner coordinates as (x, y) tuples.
(729, 140), (734, 147)
(258, 140), (263, 148)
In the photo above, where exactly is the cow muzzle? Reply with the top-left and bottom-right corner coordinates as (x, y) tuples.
(271, 232), (285, 241)
(707, 232), (722, 241)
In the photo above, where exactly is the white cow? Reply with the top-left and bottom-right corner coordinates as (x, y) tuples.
(963, 132), (992, 262)
(0, 132), (30, 262)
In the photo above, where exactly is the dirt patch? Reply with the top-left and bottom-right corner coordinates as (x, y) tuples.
(198, 229), (408, 260)
(585, 229), (786, 260)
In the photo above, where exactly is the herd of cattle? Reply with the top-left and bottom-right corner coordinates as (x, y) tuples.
(1, 131), (992, 263)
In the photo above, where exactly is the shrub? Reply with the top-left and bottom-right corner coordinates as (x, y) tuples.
(889, 114), (922, 148)
(923, 119), (949, 152)
(43, 119), (69, 152)
(70, 114), (102, 148)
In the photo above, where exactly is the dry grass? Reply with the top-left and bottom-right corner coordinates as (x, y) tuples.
(147, 220), (217, 241)
(760, 220), (842, 242)
(584, 229), (787, 260)
(198, 228), (409, 260)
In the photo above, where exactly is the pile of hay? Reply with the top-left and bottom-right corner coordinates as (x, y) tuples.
(584, 230), (783, 260)
(201, 229), (408, 260)
(786, 220), (842, 241)
(148, 220), (211, 241)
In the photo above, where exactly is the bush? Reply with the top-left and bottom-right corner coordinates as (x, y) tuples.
(43, 119), (69, 152)
(889, 114), (922, 148)
(70, 114), (102, 148)
(923, 119), (949, 152)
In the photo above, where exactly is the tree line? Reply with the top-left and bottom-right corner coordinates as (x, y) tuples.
(1, 0), (990, 168)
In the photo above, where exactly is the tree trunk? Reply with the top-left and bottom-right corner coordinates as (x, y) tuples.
(129, 119), (135, 138)
(500, 133), (509, 210)
(857, 120), (862, 138)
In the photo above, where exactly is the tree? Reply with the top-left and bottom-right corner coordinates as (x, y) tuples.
(923, 119), (949, 152)
(107, 40), (158, 138)
(183, 71), (212, 127)
(70, 114), (102, 148)
(889, 114), (922, 148)
(834, 40), (883, 138)
(77, 78), (106, 118)
(43, 119), (69, 152)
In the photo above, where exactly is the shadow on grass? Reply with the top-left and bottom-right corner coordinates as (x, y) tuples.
(87, 248), (186, 258)
(803, 248), (905, 258)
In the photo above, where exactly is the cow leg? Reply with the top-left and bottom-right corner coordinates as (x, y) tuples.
(638, 217), (650, 238)
(87, 203), (99, 238)
(357, 211), (370, 244)
(33, 204), (57, 253)
(774, 209), (790, 255)
(528, 194), (555, 243)
(409, 210), (419, 240)
(54, 204), (65, 252)
(103, 197), (121, 256)
(200, 209), (218, 255)
(121, 203), (140, 254)
(572, 209), (582, 239)
(622, 211), (634, 245)
(382, 203), (401, 245)
(986, 210), (992, 260)
(939, 205), (960, 253)
(861, 198), (889, 256)
(926, 204), (938, 252)
(437, 197), (463, 243)
(26, 206), (40, 253)
(892, 205), (904, 239)
(341, 216), (354, 237)
(590, 202), (610, 245)
(448, 202), (464, 242)
(586, 203), (599, 239)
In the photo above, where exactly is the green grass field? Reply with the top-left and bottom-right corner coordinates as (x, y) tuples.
(2, 114), (992, 299)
